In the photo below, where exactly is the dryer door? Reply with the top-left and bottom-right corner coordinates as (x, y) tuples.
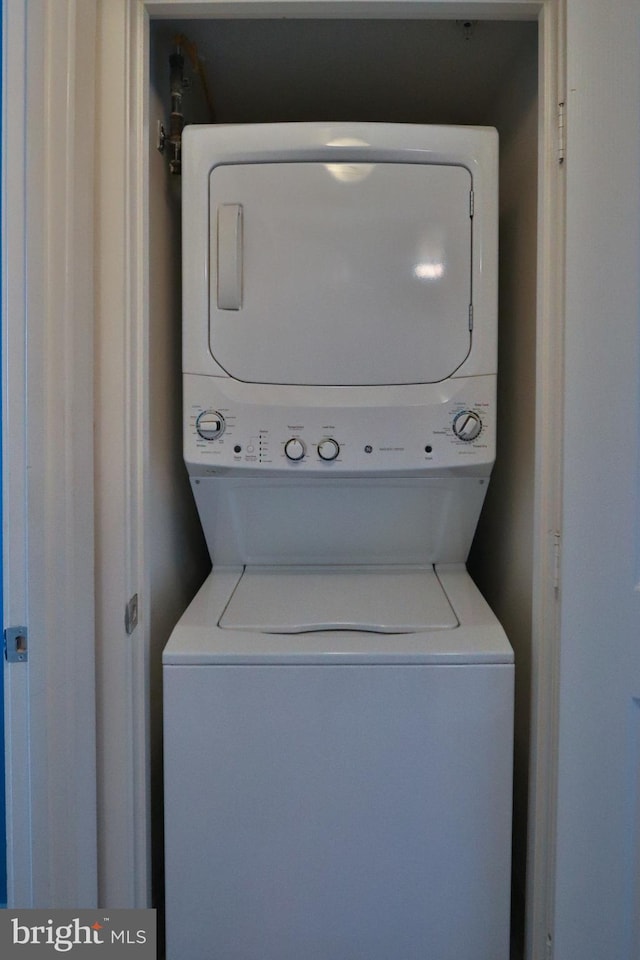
(209, 161), (473, 386)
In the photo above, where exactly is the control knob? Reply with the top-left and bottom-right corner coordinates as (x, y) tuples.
(317, 438), (340, 461)
(452, 410), (483, 442)
(284, 438), (306, 461)
(196, 410), (225, 441)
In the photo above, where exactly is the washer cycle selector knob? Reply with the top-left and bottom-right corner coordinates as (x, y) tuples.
(196, 410), (225, 441)
(452, 410), (483, 442)
(317, 438), (340, 461)
(284, 438), (306, 461)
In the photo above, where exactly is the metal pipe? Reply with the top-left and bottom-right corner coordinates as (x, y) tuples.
(168, 51), (185, 175)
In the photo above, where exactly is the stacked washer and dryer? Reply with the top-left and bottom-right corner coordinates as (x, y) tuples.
(163, 123), (513, 960)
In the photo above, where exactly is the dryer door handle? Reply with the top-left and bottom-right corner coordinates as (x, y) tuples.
(216, 203), (243, 310)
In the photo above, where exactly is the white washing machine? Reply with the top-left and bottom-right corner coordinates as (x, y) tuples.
(163, 123), (513, 960)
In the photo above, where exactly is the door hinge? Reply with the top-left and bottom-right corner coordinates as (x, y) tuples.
(557, 101), (565, 164)
(552, 531), (561, 594)
(125, 593), (139, 635)
(468, 303), (474, 331)
(469, 189), (475, 217)
(5, 626), (28, 662)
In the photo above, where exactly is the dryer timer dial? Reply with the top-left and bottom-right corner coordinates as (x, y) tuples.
(196, 410), (226, 441)
(452, 410), (483, 442)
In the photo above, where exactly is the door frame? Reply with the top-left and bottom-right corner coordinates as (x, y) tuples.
(3, 0), (564, 955)
(97, 1), (565, 953)
(2, 0), (99, 907)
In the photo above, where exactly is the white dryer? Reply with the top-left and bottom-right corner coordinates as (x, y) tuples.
(163, 123), (513, 960)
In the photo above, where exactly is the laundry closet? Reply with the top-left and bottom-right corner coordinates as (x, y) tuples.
(146, 15), (538, 953)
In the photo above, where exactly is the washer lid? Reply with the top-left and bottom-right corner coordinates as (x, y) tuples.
(209, 161), (473, 386)
(219, 565), (459, 633)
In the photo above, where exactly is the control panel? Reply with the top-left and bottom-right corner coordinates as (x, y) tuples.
(184, 374), (496, 477)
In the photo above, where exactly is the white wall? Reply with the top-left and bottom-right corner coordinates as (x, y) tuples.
(3, 0), (99, 908)
(553, 0), (640, 954)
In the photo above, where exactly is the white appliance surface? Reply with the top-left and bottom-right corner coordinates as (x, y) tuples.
(183, 122), (498, 385)
(165, 122), (511, 960)
(164, 563), (512, 664)
(219, 564), (458, 632)
(188, 476), (490, 567)
(163, 566), (513, 960)
(208, 160), (472, 386)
